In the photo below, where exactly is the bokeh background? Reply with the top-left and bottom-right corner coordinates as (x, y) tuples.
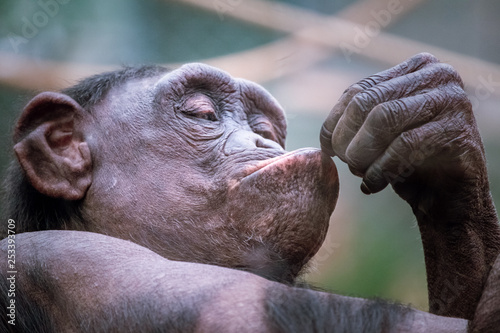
(1, 0), (500, 311)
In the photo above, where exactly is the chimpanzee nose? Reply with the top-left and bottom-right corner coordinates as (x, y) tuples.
(223, 130), (284, 155)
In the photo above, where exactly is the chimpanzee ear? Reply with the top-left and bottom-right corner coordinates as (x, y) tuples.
(13, 92), (92, 201)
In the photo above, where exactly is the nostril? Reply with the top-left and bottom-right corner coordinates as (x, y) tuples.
(255, 138), (266, 148)
(224, 130), (284, 155)
(256, 137), (283, 150)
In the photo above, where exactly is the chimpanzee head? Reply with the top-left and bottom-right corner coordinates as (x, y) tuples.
(2, 63), (339, 282)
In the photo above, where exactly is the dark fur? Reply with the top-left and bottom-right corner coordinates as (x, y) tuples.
(0, 161), (84, 238)
(62, 65), (169, 110)
(265, 286), (412, 333)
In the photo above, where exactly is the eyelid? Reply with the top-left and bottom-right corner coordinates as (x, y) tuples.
(183, 93), (215, 109)
(179, 94), (219, 121)
(184, 108), (217, 121)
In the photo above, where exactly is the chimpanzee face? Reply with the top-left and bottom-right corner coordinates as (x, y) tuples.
(18, 63), (339, 281)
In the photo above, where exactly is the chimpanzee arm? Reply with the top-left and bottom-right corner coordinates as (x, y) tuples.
(320, 52), (500, 319)
(0, 231), (468, 332)
(470, 253), (500, 332)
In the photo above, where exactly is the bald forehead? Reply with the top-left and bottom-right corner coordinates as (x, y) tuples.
(93, 75), (162, 121)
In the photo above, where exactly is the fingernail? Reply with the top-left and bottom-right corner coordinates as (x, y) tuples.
(360, 181), (371, 195)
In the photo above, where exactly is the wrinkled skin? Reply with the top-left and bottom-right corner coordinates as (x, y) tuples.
(1, 53), (499, 331)
(320, 53), (500, 319)
(11, 63), (339, 283)
(471, 253), (500, 332)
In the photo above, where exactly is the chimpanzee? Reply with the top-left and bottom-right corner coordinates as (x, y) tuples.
(1, 53), (500, 332)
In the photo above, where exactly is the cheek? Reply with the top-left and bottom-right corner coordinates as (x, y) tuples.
(134, 159), (227, 221)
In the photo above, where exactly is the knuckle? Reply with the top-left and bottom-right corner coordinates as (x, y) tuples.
(351, 92), (373, 113)
(355, 75), (381, 90)
(344, 83), (365, 97)
(366, 84), (389, 102)
(432, 63), (464, 86)
(405, 53), (440, 72)
(437, 84), (471, 110)
(436, 63), (456, 77)
(355, 83), (390, 110)
(451, 85), (470, 105)
(414, 52), (439, 65)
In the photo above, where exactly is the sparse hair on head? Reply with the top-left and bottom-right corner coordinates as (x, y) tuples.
(62, 64), (170, 110)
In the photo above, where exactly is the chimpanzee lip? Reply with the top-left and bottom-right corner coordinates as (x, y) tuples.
(242, 147), (324, 179)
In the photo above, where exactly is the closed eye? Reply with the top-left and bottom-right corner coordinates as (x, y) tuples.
(184, 108), (218, 121)
(180, 94), (219, 122)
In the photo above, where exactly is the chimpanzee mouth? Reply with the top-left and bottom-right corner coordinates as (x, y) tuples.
(228, 147), (339, 213)
(242, 148), (337, 183)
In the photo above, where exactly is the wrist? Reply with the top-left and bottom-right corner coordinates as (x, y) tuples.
(410, 175), (496, 226)
(412, 183), (500, 319)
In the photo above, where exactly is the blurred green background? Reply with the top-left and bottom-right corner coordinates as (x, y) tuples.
(2, 0), (500, 311)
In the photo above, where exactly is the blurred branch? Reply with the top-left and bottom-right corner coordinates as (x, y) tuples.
(0, 52), (115, 91)
(338, 0), (427, 24)
(205, 0), (427, 81)
(1, 0), (500, 96)
(0, 0), (424, 90)
(177, 0), (500, 94)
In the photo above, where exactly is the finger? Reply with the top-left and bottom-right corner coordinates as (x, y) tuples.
(355, 52), (439, 90)
(320, 86), (362, 156)
(320, 53), (439, 156)
(331, 64), (462, 162)
(322, 53), (439, 147)
(360, 120), (463, 195)
(345, 85), (466, 172)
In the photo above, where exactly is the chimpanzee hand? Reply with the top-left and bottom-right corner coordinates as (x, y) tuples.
(320, 53), (500, 320)
(320, 53), (487, 216)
